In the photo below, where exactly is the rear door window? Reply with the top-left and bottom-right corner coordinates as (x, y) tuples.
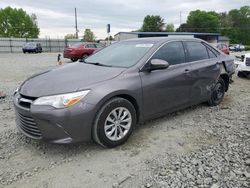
(207, 47), (217, 58)
(151, 41), (185, 65)
(185, 42), (209, 62)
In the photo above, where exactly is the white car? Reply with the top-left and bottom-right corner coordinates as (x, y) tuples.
(235, 53), (250, 77)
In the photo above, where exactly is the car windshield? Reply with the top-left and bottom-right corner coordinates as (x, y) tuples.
(84, 42), (154, 68)
(25, 43), (36, 47)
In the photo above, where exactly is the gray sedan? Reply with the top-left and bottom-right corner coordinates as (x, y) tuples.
(13, 37), (234, 147)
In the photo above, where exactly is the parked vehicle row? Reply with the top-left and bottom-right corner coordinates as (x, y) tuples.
(213, 43), (230, 55)
(229, 44), (245, 52)
(14, 37), (235, 147)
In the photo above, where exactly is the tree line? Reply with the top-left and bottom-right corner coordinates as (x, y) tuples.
(0, 6), (249, 44)
(140, 6), (250, 45)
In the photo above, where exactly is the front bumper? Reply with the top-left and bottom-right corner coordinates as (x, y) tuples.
(235, 63), (250, 72)
(13, 93), (96, 144)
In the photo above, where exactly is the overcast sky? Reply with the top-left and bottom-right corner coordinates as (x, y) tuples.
(0, 0), (249, 39)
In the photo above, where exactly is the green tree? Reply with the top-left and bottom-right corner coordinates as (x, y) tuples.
(176, 23), (188, 32)
(165, 23), (175, 32)
(141, 15), (165, 32)
(65, 33), (76, 39)
(221, 6), (250, 44)
(0, 6), (39, 38)
(83, 29), (95, 42)
(177, 10), (220, 33)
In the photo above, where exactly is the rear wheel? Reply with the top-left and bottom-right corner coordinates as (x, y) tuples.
(208, 77), (225, 106)
(92, 98), (136, 148)
(81, 54), (89, 60)
(71, 58), (78, 62)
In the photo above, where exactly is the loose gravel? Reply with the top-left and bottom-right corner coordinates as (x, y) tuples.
(0, 52), (249, 188)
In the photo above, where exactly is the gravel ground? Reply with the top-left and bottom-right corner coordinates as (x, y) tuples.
(0, 52), (249, 188)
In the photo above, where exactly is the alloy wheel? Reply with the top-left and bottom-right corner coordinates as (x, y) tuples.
(104, 107), (132, 141)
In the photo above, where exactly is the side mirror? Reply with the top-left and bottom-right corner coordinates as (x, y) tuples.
(148, 59), (169, 71)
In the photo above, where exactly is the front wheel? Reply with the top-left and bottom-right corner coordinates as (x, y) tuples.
(238, 71), (245, 78)
(92, 98), (136, 148)
(71, 58), (78, 62)
(237, 71), (250, 78)
(208, 77), (225, 106)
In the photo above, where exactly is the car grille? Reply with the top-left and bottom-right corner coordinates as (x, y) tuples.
(17, 112), (42, 138)
(246, 58), (250, 66)
(16, 94), (41, 138)
(18, 94), (37, 109)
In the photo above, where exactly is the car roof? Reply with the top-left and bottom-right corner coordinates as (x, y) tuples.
(124, 36), (202, 43)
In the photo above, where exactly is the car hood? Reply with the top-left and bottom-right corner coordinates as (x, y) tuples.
(19, 63), (125, 97)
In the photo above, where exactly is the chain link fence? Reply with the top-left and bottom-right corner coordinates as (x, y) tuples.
(0, 38), (82, 53)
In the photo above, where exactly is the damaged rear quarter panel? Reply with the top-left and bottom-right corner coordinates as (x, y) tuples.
(189, 58), (221, 103)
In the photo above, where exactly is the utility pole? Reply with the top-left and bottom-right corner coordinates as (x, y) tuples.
(75, 8), (78, 39)
(180, 11), (182, 32)
(107, 24), (110, 45)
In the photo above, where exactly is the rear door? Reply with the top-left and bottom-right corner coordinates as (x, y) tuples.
(140, 41), (193, 117)
(85, 44), (97, 54)
(183, 41), (221, 104)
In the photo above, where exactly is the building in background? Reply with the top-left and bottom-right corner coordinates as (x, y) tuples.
(114, 32), (229, 44)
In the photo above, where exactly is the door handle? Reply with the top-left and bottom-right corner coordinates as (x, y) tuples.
(184, 69), (191, 77)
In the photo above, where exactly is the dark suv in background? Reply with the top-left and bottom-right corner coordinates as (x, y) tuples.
(22, 42), (42, 53)
(63, 42), (105, 62)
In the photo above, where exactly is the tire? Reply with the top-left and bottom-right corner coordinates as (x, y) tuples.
(81, 54), (88, 60)
(71, 58), (78, 62)
(247, 73), (250, 78)
(238, 71), (246, 78)
(208, 77), (225, 106)
(92, 98), (137, 148)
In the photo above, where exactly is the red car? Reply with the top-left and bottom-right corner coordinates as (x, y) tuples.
(63, 43), (105, 62)
(214, 43), (230, 55)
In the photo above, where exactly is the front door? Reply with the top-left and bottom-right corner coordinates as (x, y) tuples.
(140, 41), (193, 118)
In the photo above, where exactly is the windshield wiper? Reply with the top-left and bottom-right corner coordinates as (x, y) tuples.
(85, 62), (112, 67)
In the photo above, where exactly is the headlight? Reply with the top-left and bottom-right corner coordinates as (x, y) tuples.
(33, 90), (90, 109)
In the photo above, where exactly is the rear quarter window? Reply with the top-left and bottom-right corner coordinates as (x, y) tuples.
(207, 47), (217, 58)
(205, 44), (221, 57)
